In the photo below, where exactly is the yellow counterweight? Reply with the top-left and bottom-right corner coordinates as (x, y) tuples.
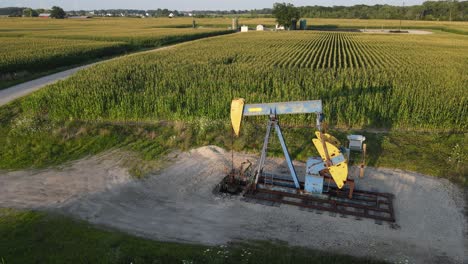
(312, 132), (348, 189)
(315, 131), (341, 147)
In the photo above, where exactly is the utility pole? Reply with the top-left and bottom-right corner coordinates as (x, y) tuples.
(400, 1), (405, 31)
(448, 0), (453, 22)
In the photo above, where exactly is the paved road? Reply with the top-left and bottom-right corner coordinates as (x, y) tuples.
(0, 65), (94, 107)
(0, 43), (178, 107)
(0, 47), (162, 107)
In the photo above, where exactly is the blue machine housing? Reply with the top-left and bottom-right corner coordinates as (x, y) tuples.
(305, 175), (324, 194)
(305, 157), (325, 194)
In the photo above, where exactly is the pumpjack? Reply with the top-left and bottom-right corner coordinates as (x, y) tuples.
(224, 98), (396, 223)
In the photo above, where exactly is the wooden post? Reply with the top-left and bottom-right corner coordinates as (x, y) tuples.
(359, 143), (367, 178)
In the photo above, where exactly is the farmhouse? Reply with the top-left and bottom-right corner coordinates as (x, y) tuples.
(256, 25), (265, 31)
(241, 25), (249, 32)
(39, 13), (50, 18)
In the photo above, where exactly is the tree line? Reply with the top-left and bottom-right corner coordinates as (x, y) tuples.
(1, 6), (66, 18)
(298, 1), (468, 21)
(1, 1), (467, 21)
(268, 1), (467, 21)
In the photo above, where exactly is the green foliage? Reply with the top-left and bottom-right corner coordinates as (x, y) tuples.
(15, 32), (466, 131)
(0, 38), (129, 77)
(350, 131), (467, 186)
(446, 142), (467, 181)
(21, 8), (37, 17)
(0, 113), (466, 185)
(298, 1), (468, 21)
(0, 30), (466, 187)
(272, 3), (300, 28)
(0, 7), (24, 17)
(0, 20), (232, 88)
(50, 6), (65, 19)
(0, 208), (387, 264)
(233, 124), (467, 186)
(0, 107), (228, 170)
(0, 29), (231, 80)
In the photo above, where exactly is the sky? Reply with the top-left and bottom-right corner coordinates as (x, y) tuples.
(1, 0), (426, 11)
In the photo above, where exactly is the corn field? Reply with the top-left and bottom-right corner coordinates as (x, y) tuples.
(0, 37), (128, 75)
(0, 18), (231, 77)
(2, 17), (467, 34)
(19, 31), (468, 130)
(3, 28), (232, 48)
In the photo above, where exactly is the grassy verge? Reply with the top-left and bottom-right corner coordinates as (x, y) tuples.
(234, 123), (467, 186)
(0, 101), (466, 186)
(0, 208), (386, 264)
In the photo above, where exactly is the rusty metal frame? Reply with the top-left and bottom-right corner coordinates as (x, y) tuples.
(244, 175), (395, 223)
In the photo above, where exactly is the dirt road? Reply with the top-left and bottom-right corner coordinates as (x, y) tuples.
(0, 146), (465, 264)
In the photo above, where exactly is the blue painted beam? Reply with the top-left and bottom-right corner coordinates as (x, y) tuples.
(243, 100), (322, 116)
(274, 123), (300, 189)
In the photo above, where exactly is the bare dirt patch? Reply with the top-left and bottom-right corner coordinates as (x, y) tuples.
(0, 146), (465, 264)
(0, 150), (132, 208)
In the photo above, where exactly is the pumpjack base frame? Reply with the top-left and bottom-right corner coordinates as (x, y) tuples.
(243, 173), (396, 223)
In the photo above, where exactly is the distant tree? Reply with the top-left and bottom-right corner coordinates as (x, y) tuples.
(424, 14), (435, 20)
(295, 1), (467, 21)
(50, 6), (66, 19)
(22, 8), (38, 17)
(250, 10), (258, 18)
(22, 8), (31, 17)
(272, 3), (300, 29)
(447, 0), (458, 21)
(161, 9), (170, 17)
(1, 7), (24, 17)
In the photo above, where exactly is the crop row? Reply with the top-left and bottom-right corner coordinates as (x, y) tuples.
(16, 31), (468, 130)
(0, 37), (128, 75)
(227, 32), (409, 70)
(0, 27), (232, 81)
(15, 28), (233, 48)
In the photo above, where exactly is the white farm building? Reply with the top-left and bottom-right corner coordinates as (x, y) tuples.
(275, 24), (285, 30)
(256, 25), (265, 31)
(241, 25), (249, 32)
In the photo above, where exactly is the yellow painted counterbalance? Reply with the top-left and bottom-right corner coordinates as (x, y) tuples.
(315, 131), (341, 147)
(312, 132), (348, 189)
